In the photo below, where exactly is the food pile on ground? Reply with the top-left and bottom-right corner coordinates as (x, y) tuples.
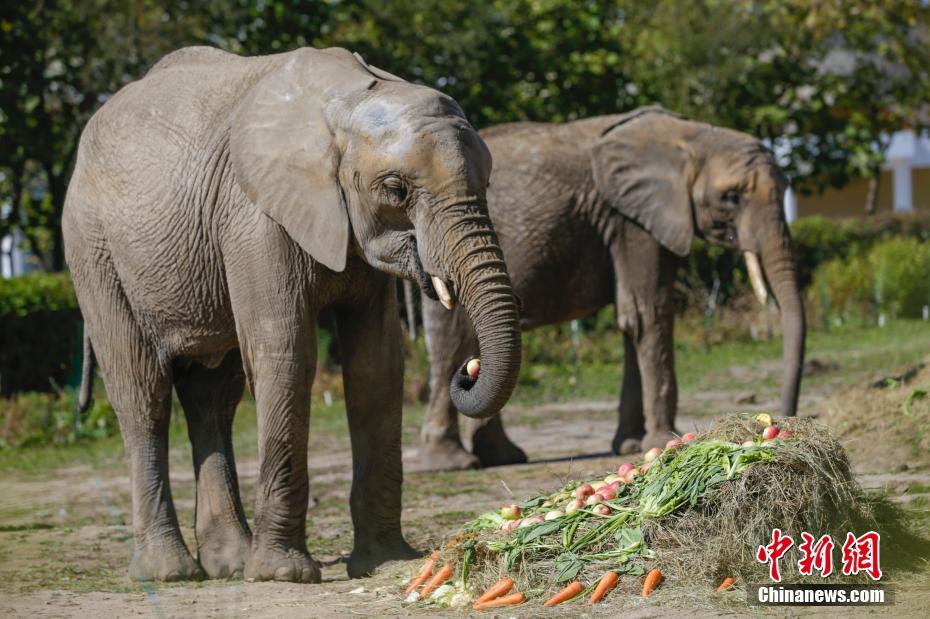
(401, 414), (875, 610)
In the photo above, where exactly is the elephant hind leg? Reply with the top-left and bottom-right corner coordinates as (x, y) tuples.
(174, 350), (251, 579)
(415, 297), (481, 471)
(85, 287), (202, 581)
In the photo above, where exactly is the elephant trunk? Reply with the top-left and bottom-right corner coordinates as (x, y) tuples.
(441, 207), (522, 419)
(758, 219), (806, 417)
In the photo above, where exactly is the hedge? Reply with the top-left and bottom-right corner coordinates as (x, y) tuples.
(0, 273), (82, 396)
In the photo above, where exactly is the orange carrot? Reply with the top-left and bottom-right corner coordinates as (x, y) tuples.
(476, 577), (515, 604)
(472, 592), (525, 610)
(544, 581), (584, 606)
(587, 571), (619, 604)
(642, 568), (663, 596)
(716, 576), (736, 592)
(419, 564), (453, 599)
(404, 558), (435, 595)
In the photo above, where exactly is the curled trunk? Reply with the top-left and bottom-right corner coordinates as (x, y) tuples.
(440, 207), (522, 419)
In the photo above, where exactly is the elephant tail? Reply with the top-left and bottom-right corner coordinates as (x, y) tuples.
(77, 333), (96, 414)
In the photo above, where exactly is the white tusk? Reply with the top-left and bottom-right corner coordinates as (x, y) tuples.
(743, 251), (768, 306)
(431, 276), (454, 310)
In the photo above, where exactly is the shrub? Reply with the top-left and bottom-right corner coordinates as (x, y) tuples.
(0, 273), (83, 396)
(0, 389), (118, 449)
(810, 237), (930, 323)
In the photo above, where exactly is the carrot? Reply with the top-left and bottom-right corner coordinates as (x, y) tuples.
(544, 581), (583, 606)
(472, 592), (525, 610)
(403, 558), (435, 595)
(642, 568), (663, 596)
(419, 564), (453, 599)
(715, 576), (736, 592)
(476, 577), (515, 604)
(587, 571), (619, 604)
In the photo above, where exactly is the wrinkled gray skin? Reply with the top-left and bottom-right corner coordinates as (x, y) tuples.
(416, 108), (805, 471)
(63, 46), (521, 582)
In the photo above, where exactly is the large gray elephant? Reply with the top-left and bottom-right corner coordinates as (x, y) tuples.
(63, 46), (521, 582)
(416, 107), (805, 471)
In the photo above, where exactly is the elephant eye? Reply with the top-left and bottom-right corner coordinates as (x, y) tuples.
(721, 189), (740, 206)
(382, 175), (408, 204)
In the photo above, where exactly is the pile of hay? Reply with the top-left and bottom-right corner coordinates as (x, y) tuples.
(436, 414), (874, 602)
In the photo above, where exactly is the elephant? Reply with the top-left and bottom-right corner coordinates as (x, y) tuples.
(63, 46), (521, 583)
(416, 107), (805, 471)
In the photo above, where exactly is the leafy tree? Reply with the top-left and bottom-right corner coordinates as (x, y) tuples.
(625, 0), (930, 212)
(0, 0), (201, 270)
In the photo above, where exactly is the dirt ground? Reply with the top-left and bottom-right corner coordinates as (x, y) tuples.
(2, 348), (930, 617)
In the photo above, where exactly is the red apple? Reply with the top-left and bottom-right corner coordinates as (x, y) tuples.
(593, 504), (611, 516)
(500, 504), (521, 520)
(762, 426), (780, 441)
(666, 438), (682, 449)
(623, 468), (638, 483)
(681, 432), (697, 442)
(466, 358), (480, 379)
(617, 463), (635, 476)
(598, 486), (617, 501)
(565, 498), (584, 514)
(643, 447), (663, 463)
(575, 484), (595, 499)
(585, 493), (602, 506)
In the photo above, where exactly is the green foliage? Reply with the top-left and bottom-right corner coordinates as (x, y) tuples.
(811, 237), (930, 323)
(0, 274), (81, 395)
(0, 273), (77, 315)
(0, 389), (117, 449)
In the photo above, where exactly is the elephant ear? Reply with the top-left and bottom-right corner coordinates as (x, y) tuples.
(230, 48), (376, 272)
(591, 114), (695, 257)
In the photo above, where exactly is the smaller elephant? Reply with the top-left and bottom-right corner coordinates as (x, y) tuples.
(416, 107), (806, 471)
(64, 46), (521, 582)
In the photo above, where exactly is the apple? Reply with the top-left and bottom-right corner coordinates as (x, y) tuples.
(500, 505), (521, 520)
(623, 468), (639, 483)
(585, 493), (602, 506)
(681, 432), (697, 442)
(593, 504), (611, 516)
(640, 462), (652, 474)
(466, 358), (481, 379)
(762, 426), (780, 441)
(544, 509), (565, 521)
(666, 438), (682, 449)
(565, 498), (584, 515)
(598, 486), (617, 501)
(617, 463), (635, 476)
(519, 515), (545, 528)
(501, 519), (520, 531)
(742, 440), (756, 447)
(591, 481), (607, 491)
(575, 484), (595, 499)
(604, 474), (623, 484)
(644, 447), (663, 463)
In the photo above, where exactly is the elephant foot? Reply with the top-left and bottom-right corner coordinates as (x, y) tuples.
(129, 542), (205, 582)
(347, 535), (419, 579)
(472, 423), (527, 468)
(244, 543), (320, 583)
(612, 428), (645, 455)
(197, 527), (251, 579)
(409, 438), (480, 472)
(641, 430), (678, 451)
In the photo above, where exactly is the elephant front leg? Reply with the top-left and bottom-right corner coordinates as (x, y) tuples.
(613, 332), (646, 455)
(337, 278), (418, 578)
(243, 344), (320, 584)
(634, 313), (679, 451)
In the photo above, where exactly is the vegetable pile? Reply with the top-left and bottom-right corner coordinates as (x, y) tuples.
(403, 414), (874, 610)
